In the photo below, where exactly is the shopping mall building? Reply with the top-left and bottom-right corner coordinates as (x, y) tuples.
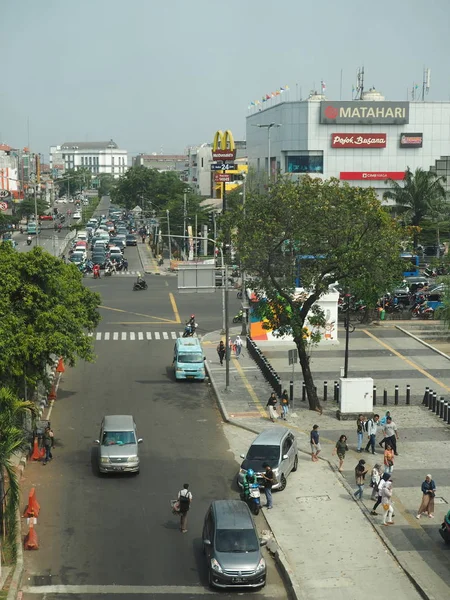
(246, 89), (450, 200)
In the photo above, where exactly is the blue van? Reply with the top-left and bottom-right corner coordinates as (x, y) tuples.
(173, 338), (205, 381)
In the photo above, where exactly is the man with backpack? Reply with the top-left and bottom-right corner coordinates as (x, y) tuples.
(364, 414), (380, 455)
(177, 483), (192, 533)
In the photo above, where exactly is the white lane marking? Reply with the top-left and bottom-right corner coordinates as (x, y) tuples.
(138, 332), (144, 340)
(163, 331), (169, 340)
(146, 332), (152, 340)
(155, 332), (160, 340)
(121, 332), (126, 340)
(171, 331), (177, 339)
(130, 332), (136, 341)
(96, 332), (102, 341)
(21, 585), (214, 595)
(113, 332), (119, 340)
(104, 332), (110, 341)
(179, 331), (184, 337)
(87, 332), (93, 337)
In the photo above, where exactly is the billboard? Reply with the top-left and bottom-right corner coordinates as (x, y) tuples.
(331, 133), (386, 148)
(320, 101), (409, 124)
(340, 172), (405, 181)
(400, 133), (423, 148)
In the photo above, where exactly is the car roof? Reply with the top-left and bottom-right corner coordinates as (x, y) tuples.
(250, 426), (292, 446)
(176, 338), (202, 350)
(103, 415), (135, 431)
(212, 500), (254, 530)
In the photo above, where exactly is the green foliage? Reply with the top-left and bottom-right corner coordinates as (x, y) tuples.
(15, 197), (48, 221)
(57, 168), (92, 197)
(0, 245), (101, 393)
(224, 176), (404, 410)
(97, 173), (115, 198)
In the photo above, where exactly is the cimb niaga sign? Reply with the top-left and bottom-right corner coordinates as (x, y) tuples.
(340, 171), (406, 181)
(331, 133), (386, 148)
(321, 101), (409, 124)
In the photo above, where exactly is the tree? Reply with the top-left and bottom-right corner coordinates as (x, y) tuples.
(57, 168), (92, 197)
(0, 387), (37, 555)
(0, 245), (101, 394)
(14, 197), (48, 221)
(97, 173), (115, 198)
(224, 176), (404, 412)
(384, 167), (446, 248)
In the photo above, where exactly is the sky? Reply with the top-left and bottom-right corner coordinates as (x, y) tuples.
(2, 0), (449, 161)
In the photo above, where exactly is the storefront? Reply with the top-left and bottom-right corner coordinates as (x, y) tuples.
(246, 90), (450, 200)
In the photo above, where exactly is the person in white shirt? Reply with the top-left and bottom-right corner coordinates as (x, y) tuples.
(234, 335), (243, 357)
(177, 483), (193, 533)
(364, 414), (380, 454)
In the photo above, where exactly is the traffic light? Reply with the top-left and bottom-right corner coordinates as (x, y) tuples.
(208, 212), (214, 225)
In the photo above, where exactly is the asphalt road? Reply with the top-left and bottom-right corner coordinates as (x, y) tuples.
(20, 245), (285, 598)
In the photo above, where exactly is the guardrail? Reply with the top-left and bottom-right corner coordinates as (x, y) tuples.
(246, 337), (282, 397)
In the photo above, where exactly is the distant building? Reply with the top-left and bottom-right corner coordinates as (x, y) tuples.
(132, 153), (187, 176)
(49, 139), (128, 179)
(0, 144), (19, 201)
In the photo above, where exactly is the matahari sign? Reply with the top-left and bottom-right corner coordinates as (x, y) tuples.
(321, 101), (409, 125)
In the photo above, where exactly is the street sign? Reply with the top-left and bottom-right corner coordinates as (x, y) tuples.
(0, 190), (10, 199)
(214, 173), (231, 182)
(211, 163), (236, 171)
(0, 201), (8, 211)
(212, 149), (236, 160)
(288, 349), (298, 365)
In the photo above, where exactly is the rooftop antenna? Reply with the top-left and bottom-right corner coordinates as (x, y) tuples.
(355, 66), (365, 100)
(422, 67), (431, 101)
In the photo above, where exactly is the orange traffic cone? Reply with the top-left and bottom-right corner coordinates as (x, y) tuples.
(24, 520), (39, 550)
(56, 357), (65, 373)
(48, 385), (56, 401)
(30, 438), (42, 461)
(23, 487), (40, 518)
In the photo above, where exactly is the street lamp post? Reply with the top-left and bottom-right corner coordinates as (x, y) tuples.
(252, 123), (282, 179)
(166, 209), (172, 260)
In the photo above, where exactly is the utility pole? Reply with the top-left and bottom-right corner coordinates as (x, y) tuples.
(240, 176), (248, 335)
(252, 123), (282, 179)
(183, 191), (187, 255)
(166, 209), (172, 260)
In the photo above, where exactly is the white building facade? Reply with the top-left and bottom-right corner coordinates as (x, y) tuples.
(246, 91), (450, 199)
(49, 140), (128, 179)
(186, 144), (213, 196)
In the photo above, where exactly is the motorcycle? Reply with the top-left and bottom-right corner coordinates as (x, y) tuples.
(423, 267), (437, 278)
(182, 322), (197, 337)
(233, 310), (244, 324)
(240, 483), (261, 516)
(133, 279), (148, 291)
(104, 264), (112, 276)
(411, 304), (434, 319)
(26, 237), (32, 246)
(93, 265), (101, 279)
(439, 516), (450, 544)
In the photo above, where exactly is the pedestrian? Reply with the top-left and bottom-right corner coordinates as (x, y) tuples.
(280, 389), (289, 420)
(381, 480), (395, 526)
(177, 483), (192, 533)
(356, 414), (366, 453)
(266, 392), (278, 422)
(234, 335), (243, 357)
(380, 410), (391, 426)
(123, 257), (128, 271)
(383, 444), (395, 474)
(228, 337), (233, 360)
(310, 424), (321, 462)
(370, 463), (383, 501)
(332, 434), (348, 472)
(371, 472), (391, 515)
(416, 474), (436, 519)
(354, 459), (368, 500)
(380, 416), (399, 455)
(217, 340), (226, 366)
(43, 426), (54, 465)
(364, 413), (380, 454)
(262, 462), (274, 509)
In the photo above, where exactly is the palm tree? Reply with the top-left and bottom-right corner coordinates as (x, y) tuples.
(0, 387), (37, 559)
(384, 167), (446, 248)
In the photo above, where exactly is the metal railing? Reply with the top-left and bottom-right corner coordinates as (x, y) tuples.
(246, 337), (282, 397)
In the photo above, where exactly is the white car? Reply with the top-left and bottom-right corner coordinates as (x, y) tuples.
(56, 198), (67, 204)
(109, 245), (124, 255)
(73, 212), (82, 219)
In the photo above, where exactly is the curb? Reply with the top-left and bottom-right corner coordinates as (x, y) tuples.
(396, 325), (450, 362)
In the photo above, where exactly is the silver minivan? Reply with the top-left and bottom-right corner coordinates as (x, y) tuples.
(94, 415), (142, 474)
(237, 427), (298, 491)
(202, 500), (267, 589)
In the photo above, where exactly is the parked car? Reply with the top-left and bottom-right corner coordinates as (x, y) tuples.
(202, 500), (266, 589)
(237, 427), (298, 491)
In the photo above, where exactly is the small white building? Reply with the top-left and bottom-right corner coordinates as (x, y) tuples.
(49, 139), (128, 178)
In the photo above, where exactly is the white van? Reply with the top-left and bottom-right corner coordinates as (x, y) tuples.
(76, 231), (88, 242)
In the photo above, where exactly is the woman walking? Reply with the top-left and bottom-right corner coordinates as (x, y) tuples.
(370, 463), (383, 502)
(381, 480), (394, 526)
(310, 425), (321, 462)
(266, 392), (278, 422)
(384, 444), (395, 474)
(332, 435), (349, 473)
(356, 414), (366, 453)
(280, 389), (289, 420)
(416, 474), (436, 519)
(353, 459), (368, 500)
(371, 472), (391, 515)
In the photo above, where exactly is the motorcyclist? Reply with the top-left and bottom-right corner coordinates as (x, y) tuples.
(242, 469), (257, 499)
(27, 235), (32, 245)
(185, 315), (197, 335)
(93, 263), (100, 279)
(445, 509), (450, 526)
(136, 272), (145, 287)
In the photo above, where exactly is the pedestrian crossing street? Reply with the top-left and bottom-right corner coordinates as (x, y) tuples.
(89, 330), (187, 341)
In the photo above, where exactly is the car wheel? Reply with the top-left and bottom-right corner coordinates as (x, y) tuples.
(292, 455), (298, 472)
(278, 474), (287, 491)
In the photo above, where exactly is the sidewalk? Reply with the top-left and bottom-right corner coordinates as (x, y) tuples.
(203, 328), (450, 600)
(136, 240), (174, 276)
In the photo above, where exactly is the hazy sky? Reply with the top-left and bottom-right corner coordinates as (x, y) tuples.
(2, 0), (449, 160)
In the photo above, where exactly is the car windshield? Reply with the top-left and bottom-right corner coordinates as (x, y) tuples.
(246, 444), (280, 461)
(71, 255), (84, 262)
(102, 431), (136, 446)
(215, 529), (259, 553)
(178, 352), (203, 364)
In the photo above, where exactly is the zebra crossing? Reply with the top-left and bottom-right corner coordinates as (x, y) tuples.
(87, 270), (143, 277)
(89, 330), (186, 341)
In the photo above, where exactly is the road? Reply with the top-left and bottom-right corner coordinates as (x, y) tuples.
(20, 217), (286, 598)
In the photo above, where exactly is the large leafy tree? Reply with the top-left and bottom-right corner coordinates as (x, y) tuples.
(57, 167), (92, 197)
(14, 197), (49, 221)
(0, 245), (101, 393)
(224, 176), (403, 412)
(384, 167), (447, 247)
(97, 173), (115, 198)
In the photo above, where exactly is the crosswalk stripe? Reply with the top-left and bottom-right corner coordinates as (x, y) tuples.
(88, 332), (93, 337)
(104, 332), (110, 341)
(93, 331), (184, 341)
(130, 332), (135, 340)
(96, 332), (101, 340)
(171, 331), (177, 339)
(154, 332), (160, 340)
(113, 332), (119, 340)
(138, 332), (144, 340)
(163, 332), (168, 340)
(121, 332), (126, 340)
(146, 332), (152, 340)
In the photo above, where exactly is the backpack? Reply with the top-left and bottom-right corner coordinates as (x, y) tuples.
(179, 490), (191, 512)
(364, 419), (372, 433)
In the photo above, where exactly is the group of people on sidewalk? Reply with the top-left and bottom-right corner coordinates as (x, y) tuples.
(266, 391), (290, 422)
(216, 336), (243, 365)
(310, 417), (438, 526)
